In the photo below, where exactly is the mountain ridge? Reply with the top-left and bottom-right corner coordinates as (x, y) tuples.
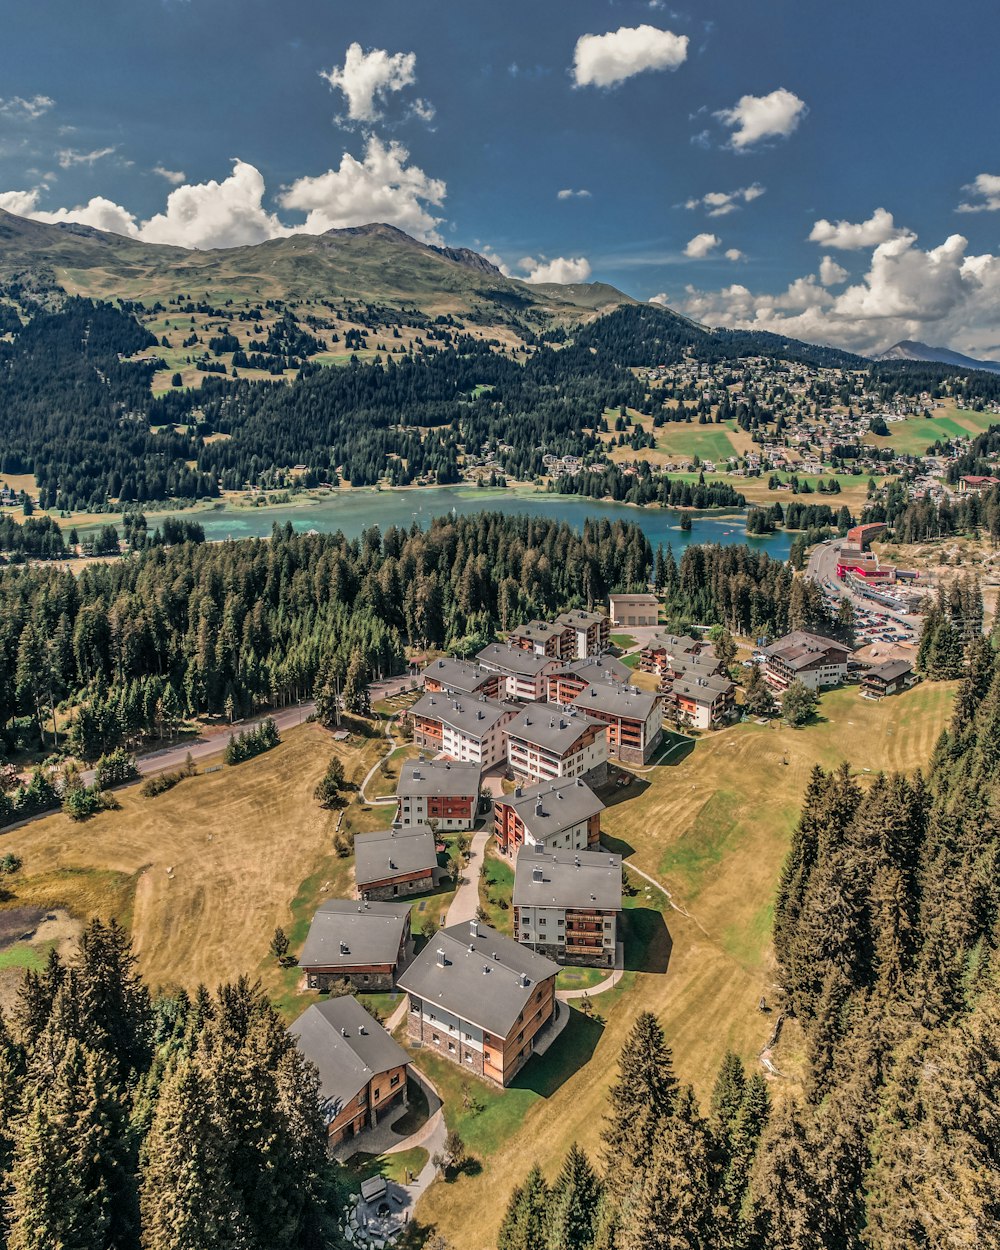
(875, 338), (1000, 374)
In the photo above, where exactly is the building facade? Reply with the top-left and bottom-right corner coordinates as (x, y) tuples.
(408, 692), (520, 768)
(355, 825), (438, 901)
(513, 847), (622, 968)
(555, 609), (610, 659)
(299, 900), (412, 993)
(762, 631), (851, 692)
(609, 593), (659, 627)
(475, 642), (561, 702)
(566, 681), (664, 765)
(493, 776), (604, 857)
(395, 758), (481, 831)
(505, 704), (609, 786)
(421, 656), (500, 700)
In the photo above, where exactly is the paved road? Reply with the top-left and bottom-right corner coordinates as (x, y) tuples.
(807, 539), (922, 635)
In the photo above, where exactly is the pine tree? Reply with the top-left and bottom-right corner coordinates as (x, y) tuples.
(601, 1011), (677, 1183)
(498, 1163), (549, 1250)
(546, 1142), (601, 1250)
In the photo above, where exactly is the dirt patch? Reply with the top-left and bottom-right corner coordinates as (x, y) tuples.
(0, 906), (47, 948)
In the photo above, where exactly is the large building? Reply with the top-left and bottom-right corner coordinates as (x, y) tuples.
(669, 673), (736, 729)
(861, 658), (916, 699)
(555, 609), (610, 659)
(506, 704), (608, 786)
(762, 631), (852, 692)
(546, 655), (631, 706)
(508, 620), (573, 659)
(565, 680), (665, 765)
(354, 824), (439, 901)
(513, 847), (622, 968)
(408, 691), (520, 768)
(476, 642), (561, 702)
(395, 758), (481, 831)
(494, 776), (604, 857)
(299, 900), (411, 992)
(639, 632), (709, 684)
(290, 996), (410, 1146)
(421, 657), (500, 700)
(399, 918), (560, 1086)
(608, 592), (659, 627)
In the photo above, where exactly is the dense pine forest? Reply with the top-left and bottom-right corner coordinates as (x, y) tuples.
(500, 641), (1000, 1250)
(0, 514), (650, 761)
(0, 920), (338, 1249)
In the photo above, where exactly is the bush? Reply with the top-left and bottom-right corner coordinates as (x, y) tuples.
(225, 718), (280, 765)
(94, 748), (139, 790)
(139, 755), (196, 799)
(62, 783), (106, 822)
(314, 755), (346, 808)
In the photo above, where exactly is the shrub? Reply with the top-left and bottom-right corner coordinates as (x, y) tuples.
(62, 783), (106, 822)
(94, 748), (140, 790)
(225, 718), (281, 765)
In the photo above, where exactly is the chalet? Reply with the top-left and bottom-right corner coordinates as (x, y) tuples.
(608, 592), (659, 628)
(408, 692), (519, 768)
(566, 680), (664, 765)
(421, 656), (500, 700)
(395, 758), (481, 831)
(546, 654), (631, 705)
(762, 631), (851, 692)
(299, 899), (411, 992)
(290, 996), (409, 1146)
(355, 824), (439, 901)
(476, 642), (562, 702)
(861, 659), (916, 699)
(494, 776), (604, 857)
(399, 918), (560, 1086)
(505, 704), (609, 786)
(508, 619), (573, 659)
(639, 632), (708, 683)
(513, 846), (622, 968)
(668, 673), (736, 729)
(554, 609), (610, 659)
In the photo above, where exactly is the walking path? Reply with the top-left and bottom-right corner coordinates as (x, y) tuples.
(445, 826), (490, 926)
(556, 941), (624, 1001)
(357, 714), (400, 806)
(624, 857), (710, 937)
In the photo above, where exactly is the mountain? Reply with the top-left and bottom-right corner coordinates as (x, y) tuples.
(0, 208), (635, 324)
(875, 339), (1000, 374)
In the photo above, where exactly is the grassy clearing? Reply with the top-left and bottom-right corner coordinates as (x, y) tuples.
(863, 407), (998, 456)
(555, 964), (608, 992)
(609, 633), (637, 649)
(0, 939), (56, 972)
(417, 680), (954, 1247)
(478, 845), (514, 936)
(342, 1147), (429, 1188)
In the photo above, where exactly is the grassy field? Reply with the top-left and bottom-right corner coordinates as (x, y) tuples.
(416, 680), (955, 1248)
(863, 406), (998, 456)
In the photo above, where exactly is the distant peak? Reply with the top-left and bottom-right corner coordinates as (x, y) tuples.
(322, 222), (423, 245)
(430, 245), (503, 278)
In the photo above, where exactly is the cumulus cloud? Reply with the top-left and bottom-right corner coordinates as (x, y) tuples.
(724, 248), (744, 262)
(819, 255), (849, 286)
(279, 136), (446, 244)
(685, 183), (764, 216)
(678, 231), (1000, 356)
(572, 25), (688, 88)
(557, 188), (591, 200)
(2, 140), (449, 250)
(322, 43), (419, 122)
(958, 173), (1000, 214)
(649, 292), (671, 306)
(519, 256), (593, 284)
(152, 165), (186, 185)
(57, 146), (115, 169)
(808, 207), (911, 251)
(684, 232), (720, 258)
(715, 88), (806, 150)
(141, 160), (287, 248)
(0, 94), (54, 120)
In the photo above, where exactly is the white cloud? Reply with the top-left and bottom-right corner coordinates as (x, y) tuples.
(684, 232), (720, 258)
(141, 160), (287, 248)
(808, 207), (911, 250)
(557, 188), (591, 200)
(685, 183), (764, 216)
(715, 88), (807, 150)
(519, 256), (593, 284)
(280, 136), (446, 244)
(958, 173), (1000, 214)
(819, 255), (849, 286)
(0, 94), (54, 120)
(57, 146), (115, 169)
(152, 165), (186, 185)
(724, 248), (744, 262)
(678, 231), (1000, 357)
(572, 25), (688, 89)
(411, 98), (436, 124)
(1, 187), (140, 237)
(322, 43), (419, 122)
(649, 292), (671, 306)
(0, 189), (45, 217)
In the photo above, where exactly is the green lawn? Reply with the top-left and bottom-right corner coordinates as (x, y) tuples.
(622, 653), (641, 670)
(653, 420), (741, 463)
(0, 940), (56, 972)
(555, 965), (608, 992)
(341, 1147), (429, 1188)
(479, 846), (515, 935)
(865, 409), (999, 456)
(610, 633), (637, 649)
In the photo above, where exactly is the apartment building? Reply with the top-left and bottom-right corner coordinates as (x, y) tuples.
(408, 692), (520, 768)
(554, 609), (610, 659)
(505, 704), (609, 786)
(493, 776), (604, 857)
(513, 846), (622, 968)
(395, 758), (481, 832)
(565, 680), (664, 765)
(475, 642), (561, 702)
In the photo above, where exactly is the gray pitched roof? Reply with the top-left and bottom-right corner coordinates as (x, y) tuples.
(671, 673), (735, 703)
(644, 631), (703, 655)
(506, 703), (604, 752)
(555, 609), (606, 630)
(290, 996), (408, 1121)
(511, 620), (568, 642)
(552, 655), (631, 684)
(397, 919), (559, 1037)
(396, 758), (482, 799)
(609, 592), (658, 608)
(299, 899), (411, 970)
(409, 691), (520, 739)
(499, 776), (604, 838)
(569, 680), (662, 720)
(355, 825), (438, 888)
(421, 656), (496, 694)
(763, 631), (851, 669)
(513, 847), (623, 911)
(866, 658), (913, 681)
(476, 643), (558, 677)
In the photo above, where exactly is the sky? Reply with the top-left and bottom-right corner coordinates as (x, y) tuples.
(0, 0), (998, 356)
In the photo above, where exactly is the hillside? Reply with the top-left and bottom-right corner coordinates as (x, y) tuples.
(0, 209), (633, 324)
(875, 338), (1000, 375)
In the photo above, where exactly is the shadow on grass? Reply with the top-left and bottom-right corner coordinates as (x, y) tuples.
(600, 831), (636, 859)
(655, 735), (696, 767)
(622, 907), (671, 975)
(599, 776), (652, 811)
(509, 1006), (605, 1098)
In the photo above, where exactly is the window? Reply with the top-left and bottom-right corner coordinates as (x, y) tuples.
(448, 1041), (456, 1053)
(374, 1088), (381, 1101)
(432, 1032), (440, 1044)
(362, 974), (370, 983)
(390, 1073), (400, 1088)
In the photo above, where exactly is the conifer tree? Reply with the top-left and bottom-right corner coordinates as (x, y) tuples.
(546, 1142), (601, 1250)
(601, 1011), (677, 1183)
(498, 1163), (549, 1250)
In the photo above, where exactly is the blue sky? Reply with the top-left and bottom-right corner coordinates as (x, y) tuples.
(1, 0), (998, 355)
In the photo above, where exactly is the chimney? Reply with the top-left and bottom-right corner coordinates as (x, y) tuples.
(535, 798), (544, 816)
(514, 786), (522, 798)
(359, 1025), (367, 1035)
(470, 918), (479, 937)
(519, 972), (530, 988)
(534, 841), (544, 856)
(389, 859), (397, 870)
(340, 941), (350, 954)
(341, 1027), (348, 1037)
(574, 856), (581, 868)
(436, 948), (447, 967)
(532, 866), (543, 883)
